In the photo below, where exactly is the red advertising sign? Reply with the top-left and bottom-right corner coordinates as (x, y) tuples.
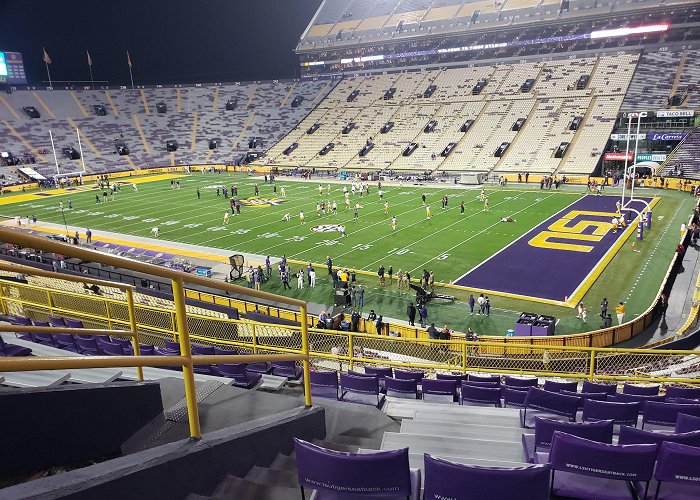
(604, 152), (634, 161)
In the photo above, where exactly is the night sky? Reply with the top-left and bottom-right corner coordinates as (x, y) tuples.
(0, 0), (323, 85)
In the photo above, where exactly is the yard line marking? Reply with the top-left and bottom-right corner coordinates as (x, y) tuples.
(406, 193), (560, 274)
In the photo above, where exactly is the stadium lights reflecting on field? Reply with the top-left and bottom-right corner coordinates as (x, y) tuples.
(590, 23), (669, 39)
(303, 23), (670, 71)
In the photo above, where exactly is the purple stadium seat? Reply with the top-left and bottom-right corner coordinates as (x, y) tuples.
(641, 401), (700, 429)
(422, 379), (457, 403)
(213, 347), (239, 356)
(583, 380), (618, 395)
(75, 335), (100, 355)
(271, 360), (302, 380)
(502, 387), (529, 408)
(64, 318), (84, 329)
(96, 338), (127, 356)
(340, 373), (384, 407)
(347, 370), (375, 378)
(11, 316), (32, 326)
(665, 386), (700, 400)
(463, 380), (501, 388)
(436, 373), (468, 382)
(51, 333), (81, 353)
(548, 431), (658, 500)
(309, 370), (340, 400)
(190, 344), (215, 374)
(48, 316), (67, 327)
(561, 390), (607, 410)
(623, 383), (660, 396)
(582, 399), (641, 427)
(364, 366), (393, 389)
(612, 392), (666, 411)
(240, 352), (271, 375)
(294, 439), (420, 500)
(0, 336), (32, 356)
(468, 373), (501, 384)
(394, 369), (424, 382)
(423, 454), (550, 500)
(543, 380), (578, 393)
(618, 425), (700, 447)
(110, 337), (132, 348)
(522, 417), (613, 463)
(163, 339), (181, 352)
(505, 375), (538, 387)
(461, 384), (501, 407)
(676, 413), (700, 433)
(521, 387), (580, 428)
(31, 320), (56, 346)
(653, 442), (700, 500)
(666, 397), (700, 404)
(213, 363), (262, 389)
(384, 377), (419, 399)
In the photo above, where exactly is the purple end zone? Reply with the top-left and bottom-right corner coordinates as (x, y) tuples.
(454, 195), (653, 302)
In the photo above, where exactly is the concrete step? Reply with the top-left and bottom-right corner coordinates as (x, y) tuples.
(0, 370), (71, 388)
(381, 432), (527, 463)
(208, 475), (299, 500)
(384, 398), (520, 420)
(413, 409), (522, 428)
(360, 449), (530, 472)
(400, 419), (529, 443)
(269, 453), (297, 472)
(313, 439), (359, 453)
(244, 466), (299, 488)
(330, 434), (383, 448)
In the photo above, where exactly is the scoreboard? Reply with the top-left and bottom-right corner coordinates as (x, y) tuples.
(0, 51), (27, 84)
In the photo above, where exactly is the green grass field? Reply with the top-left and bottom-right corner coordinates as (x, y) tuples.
(3, 172), (692, 337)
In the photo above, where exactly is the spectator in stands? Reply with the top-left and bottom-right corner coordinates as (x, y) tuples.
(440, 325), (451, 340)
(407, 302), (416, 326)
(419, 304), (428, 328)
(375, 315), (384, 335)
(331, 313), (344, 331)
(351, 310), (360, 332)
(427, 323), (438, 339)
(367, 310), (377, 326)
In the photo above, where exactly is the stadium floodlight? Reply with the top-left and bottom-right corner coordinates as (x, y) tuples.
(590, 24), (669, 39)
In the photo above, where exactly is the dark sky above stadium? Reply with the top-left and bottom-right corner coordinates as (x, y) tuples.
(0, 0), (323, 85)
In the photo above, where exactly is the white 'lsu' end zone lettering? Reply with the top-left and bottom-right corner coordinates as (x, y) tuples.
(528, 210), (619, 253)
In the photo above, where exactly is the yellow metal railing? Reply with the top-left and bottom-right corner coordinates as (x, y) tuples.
(0, 228), (312, 440)
(4, 263), (700, 386)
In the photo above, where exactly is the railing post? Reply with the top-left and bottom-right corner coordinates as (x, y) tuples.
(251, 323), (258, 353)
(105, 300), (113, 329)
(461, 341), (468, 373)
(348, 333), (355, 371)
(300, 303), (312, 408)
(172, 278), (201, 440)
(589, 349), (596, 381)
(125, 288), (143, 381)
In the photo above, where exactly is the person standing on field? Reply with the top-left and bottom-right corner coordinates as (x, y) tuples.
(615, 302), (625, 325)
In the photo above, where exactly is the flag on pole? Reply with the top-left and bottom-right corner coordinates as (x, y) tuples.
(42, 47), (52, 65)
(127, 50), (132, 68)
(87, 50), (92, 67)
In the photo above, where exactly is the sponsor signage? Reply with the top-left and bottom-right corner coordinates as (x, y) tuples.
(656, 109), (694, 118)
(610, 133), (646, 141)
(648, 132), (686, 141)
(636, 153), (667, 162)
(604, 152), (633, 161)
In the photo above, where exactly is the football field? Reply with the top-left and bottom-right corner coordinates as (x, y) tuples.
(1, 172), (690, 336)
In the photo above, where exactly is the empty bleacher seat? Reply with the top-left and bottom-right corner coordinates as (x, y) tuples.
(212, 363), (262, 389)
(641, 401), (700, 430)
(582, 399), (641, 427)
(617, 425), (700, 447)
(310, 370), (340, 400)
(547, 432), (657, 499)
(421, 379), (457, 403)
(521, 387), (580, 428)
(0, 336), (32, 357)
(385, 377), (420, 400)
(653, 442), (700, 499)
(676, 413), (700, 433)
(294, 438), (420, 500)
(522, 417), (613, 464)
(341, 373), (384, 408)
(423, 454), (550, 500)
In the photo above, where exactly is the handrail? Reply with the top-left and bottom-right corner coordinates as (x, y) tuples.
(0, 228), (305, 308)
(0, 261), (135, 291)
(0, 325), (134, 338)
(0, 227), (312, 440)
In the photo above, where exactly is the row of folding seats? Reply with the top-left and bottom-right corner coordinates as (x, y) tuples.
(294, 422), (700, 499)
(9, 315), (299, 390)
